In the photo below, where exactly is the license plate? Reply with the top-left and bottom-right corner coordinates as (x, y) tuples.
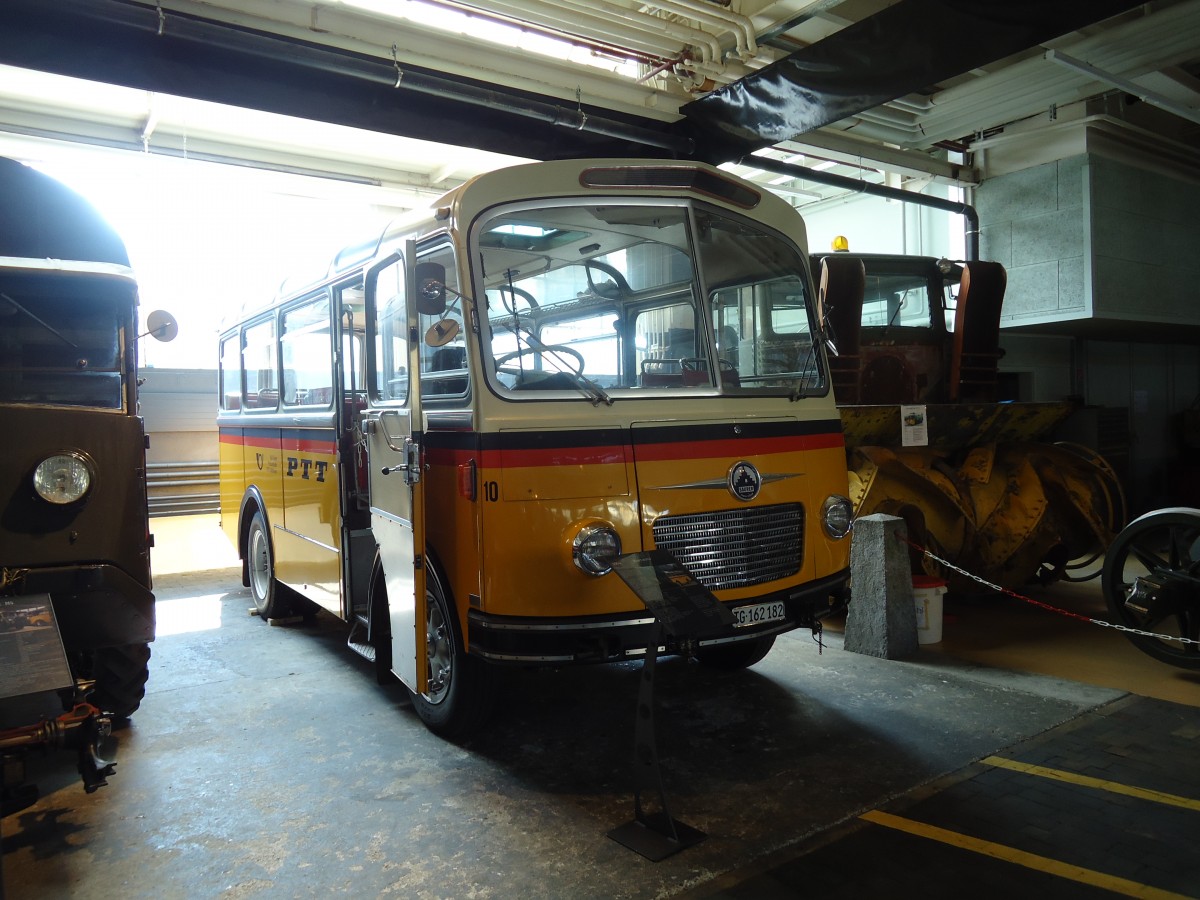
(732, 601), (787, 627)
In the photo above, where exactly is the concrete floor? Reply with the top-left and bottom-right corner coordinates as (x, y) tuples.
(2, 516), (1198, 898)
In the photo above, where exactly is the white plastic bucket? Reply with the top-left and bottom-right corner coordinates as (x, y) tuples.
(913, 576), (947, 644)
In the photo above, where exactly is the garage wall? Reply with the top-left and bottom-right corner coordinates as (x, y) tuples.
(139, 368), (219, 515)
(1088, 156), (1200, 329)
(978, 156), (1088, 325)
(976, 133), (1200, 513)
(978, 150), (1200, 331)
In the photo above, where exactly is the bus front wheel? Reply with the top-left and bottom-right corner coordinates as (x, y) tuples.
(408, 566), (495, 738)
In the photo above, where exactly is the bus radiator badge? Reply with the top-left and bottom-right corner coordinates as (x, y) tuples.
(728, 461), (761, 502)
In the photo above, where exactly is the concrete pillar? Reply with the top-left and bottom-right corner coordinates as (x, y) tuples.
(844, 513), (919, 659)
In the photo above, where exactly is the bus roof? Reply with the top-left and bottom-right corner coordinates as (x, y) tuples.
(0, 156), (130, 267)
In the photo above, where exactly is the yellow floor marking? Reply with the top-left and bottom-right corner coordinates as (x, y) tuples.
(860, 810), (1193, 900)
(983, 755), (1200, 812)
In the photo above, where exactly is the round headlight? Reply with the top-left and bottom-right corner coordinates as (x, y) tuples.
(821, 494), (853, 539)
(572, 524), (622, 576)
(33, 453), (94, 504)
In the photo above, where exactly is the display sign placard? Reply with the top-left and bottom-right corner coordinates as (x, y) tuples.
(0, 594), (73, 699)
(610, 550), (734, 639)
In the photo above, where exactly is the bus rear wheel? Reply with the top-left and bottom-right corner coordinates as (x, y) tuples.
(409, 567), (494, 738)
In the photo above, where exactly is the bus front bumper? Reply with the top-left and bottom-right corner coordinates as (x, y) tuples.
(466, 568), (849, 665)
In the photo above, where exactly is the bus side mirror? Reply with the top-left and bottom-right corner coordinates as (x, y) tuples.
(415, 262), (447, 316)
(143, 309), (179, 343)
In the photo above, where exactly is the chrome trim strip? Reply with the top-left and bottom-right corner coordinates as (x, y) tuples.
(272, 524), (338, 554)
(697, 622), (794, 647)
(473, 650), (577, 663)
(368, 506), (413, 528)
(646, 472), (802, 490)
(472, 615), (657, 632)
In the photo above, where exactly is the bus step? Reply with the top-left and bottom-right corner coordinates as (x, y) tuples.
(347, 616), (376, 663)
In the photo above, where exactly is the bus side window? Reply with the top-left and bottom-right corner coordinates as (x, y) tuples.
(281, 293), (333, 407)
(371, 258), (409, 405)
(219, 333), (241, 410)
(417, 245), (468, 401)
(242, 318), (277, 410)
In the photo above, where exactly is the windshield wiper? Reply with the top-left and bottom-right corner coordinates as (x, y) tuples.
(521, 332), (613, 406)
(788, 341), (821, 402)
(1, 291), (79, 350)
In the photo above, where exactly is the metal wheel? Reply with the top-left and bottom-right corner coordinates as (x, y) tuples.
(408, 565), (495, 737)
(247, 510), (290, 620)
(1101, 507), (1200, 668)
(423, 585), (454, 705)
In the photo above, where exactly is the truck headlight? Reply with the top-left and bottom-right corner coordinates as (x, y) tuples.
(33, 452), (94, 504)
(821, 494), (853, 539)
(572, 523), (622, 576)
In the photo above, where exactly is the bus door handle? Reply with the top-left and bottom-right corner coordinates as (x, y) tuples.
(375, 412), (421, 484)
(379, 438), (421, 485)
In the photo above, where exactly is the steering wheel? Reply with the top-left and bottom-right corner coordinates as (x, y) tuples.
(497, 284), (538, 314)
(495, 344), (585, 376)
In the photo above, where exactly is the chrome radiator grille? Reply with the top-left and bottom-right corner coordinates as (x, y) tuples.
(651, 503), (804, 590)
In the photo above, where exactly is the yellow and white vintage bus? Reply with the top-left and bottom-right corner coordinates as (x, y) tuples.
(217, 158), (853, 737)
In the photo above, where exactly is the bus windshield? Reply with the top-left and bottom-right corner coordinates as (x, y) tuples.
(475, 201), (823, 397)
(0, 274), (129, 409)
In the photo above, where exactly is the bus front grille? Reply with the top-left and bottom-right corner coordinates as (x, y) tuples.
(651, 503), (804, 590)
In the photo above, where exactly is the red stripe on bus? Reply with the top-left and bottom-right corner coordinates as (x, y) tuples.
(281, 437), (337, 454)
(632, 431), (845, 461)
(466, 430), (844, 469)
(218, 432), (335, 454)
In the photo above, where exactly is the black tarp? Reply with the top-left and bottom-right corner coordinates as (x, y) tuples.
(681, 0), (1148, 162)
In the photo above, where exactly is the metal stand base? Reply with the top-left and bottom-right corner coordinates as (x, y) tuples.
(607, 624), (706, 860)
(607, 812), (707, 861)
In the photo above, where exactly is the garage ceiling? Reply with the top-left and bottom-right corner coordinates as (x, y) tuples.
(1, 0), (1198, 209)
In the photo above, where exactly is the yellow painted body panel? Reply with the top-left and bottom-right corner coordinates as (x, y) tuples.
(274, 432), (342, 613)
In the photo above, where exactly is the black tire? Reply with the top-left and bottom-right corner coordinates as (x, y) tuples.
(409, 565), (495, 738)
(246, 510), (292, 620)
(1101, 507), (1200, 669)
(369, 561), (394, 685)
(695, 634), (776, 669)
(88, 643), (151, 719)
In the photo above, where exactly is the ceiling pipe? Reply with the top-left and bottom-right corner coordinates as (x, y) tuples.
(464, 0), (688, 62)
(641, 0), (758, 59)
(420, 0), (671, 66)
(740, 154), (981, 260)
(1047, 49), (1200, 127)
(553, 0), (722, 64)
(101, 1), (694, 153)
(162, 0), (676, 118)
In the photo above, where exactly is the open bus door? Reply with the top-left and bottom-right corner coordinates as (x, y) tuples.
(363, 247), (427, 696)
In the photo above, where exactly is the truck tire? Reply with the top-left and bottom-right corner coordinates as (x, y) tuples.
(89, 642), (152, 719)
